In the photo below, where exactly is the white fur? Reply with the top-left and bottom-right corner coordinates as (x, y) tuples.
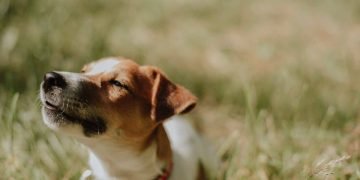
(164, 116), (218, 180)
(85, 58), (120, 75)
(81, 137), (164, 180)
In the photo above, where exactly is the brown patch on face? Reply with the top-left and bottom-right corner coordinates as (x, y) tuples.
(81, 59), (155, 139)
(79, 57), (197, 156)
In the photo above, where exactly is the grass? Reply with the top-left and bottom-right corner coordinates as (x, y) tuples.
(1, 0), (360, 179)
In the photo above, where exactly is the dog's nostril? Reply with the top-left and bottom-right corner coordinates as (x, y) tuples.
(44, 72), (67, 89)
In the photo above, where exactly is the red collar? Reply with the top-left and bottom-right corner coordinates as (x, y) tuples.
(154, 161), (173, 180)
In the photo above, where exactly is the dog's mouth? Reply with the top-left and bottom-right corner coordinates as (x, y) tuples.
(43, 100), (78, 123)
(42, 99), (107, 137)
(44, 100), (59, 111)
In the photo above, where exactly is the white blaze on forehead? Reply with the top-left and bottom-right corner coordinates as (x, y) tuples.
(86, 58), (120, 75)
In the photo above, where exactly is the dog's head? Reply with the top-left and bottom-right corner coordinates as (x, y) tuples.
(40, 57), (197, 138)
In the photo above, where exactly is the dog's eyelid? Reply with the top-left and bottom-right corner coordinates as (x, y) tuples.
(109, 79), (130, 91)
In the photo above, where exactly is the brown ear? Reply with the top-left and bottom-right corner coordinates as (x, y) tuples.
(143, 67), (197, 121)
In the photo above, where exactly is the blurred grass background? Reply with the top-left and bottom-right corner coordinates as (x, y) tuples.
(1, 0), (360, 179)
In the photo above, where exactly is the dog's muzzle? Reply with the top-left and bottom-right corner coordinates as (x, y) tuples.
(40, 71), (107, 137)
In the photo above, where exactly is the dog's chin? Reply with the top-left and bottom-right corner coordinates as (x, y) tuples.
(41, 106), (84, 137)
(41, 106), (107, 137)
(41, 106), (76, 127)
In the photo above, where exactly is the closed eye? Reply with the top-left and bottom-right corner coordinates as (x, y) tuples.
(109, 79), (130, 91)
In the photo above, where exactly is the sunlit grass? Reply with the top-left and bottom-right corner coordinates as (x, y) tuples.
(1, 0), (360, 179)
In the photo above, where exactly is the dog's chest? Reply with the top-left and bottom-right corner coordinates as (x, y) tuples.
(88, 142), (163, 180)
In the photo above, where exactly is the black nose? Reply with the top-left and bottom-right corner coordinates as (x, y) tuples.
(43, 72), (67, 89)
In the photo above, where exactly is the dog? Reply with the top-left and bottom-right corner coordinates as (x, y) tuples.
(39, 57), (217, 180)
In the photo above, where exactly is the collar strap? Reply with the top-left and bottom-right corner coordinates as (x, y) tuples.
(154, 161), (173, 180)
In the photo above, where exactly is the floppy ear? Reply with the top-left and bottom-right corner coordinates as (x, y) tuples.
(142, 66), (197, 121)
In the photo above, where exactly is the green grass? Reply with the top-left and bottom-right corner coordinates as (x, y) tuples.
(1, 0), (360, 179)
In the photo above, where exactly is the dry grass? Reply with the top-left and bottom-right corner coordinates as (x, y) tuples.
(1, 0), (360, 179)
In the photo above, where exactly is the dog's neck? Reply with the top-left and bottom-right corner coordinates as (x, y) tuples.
(78, 124), (172, 180)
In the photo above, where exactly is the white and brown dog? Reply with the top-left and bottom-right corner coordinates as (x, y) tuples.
(39, 57), (217, 180)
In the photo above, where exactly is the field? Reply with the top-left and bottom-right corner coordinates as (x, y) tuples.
(1, 0), (360, 179)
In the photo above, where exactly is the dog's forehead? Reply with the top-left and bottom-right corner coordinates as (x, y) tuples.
(85, 58), (139, 75)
